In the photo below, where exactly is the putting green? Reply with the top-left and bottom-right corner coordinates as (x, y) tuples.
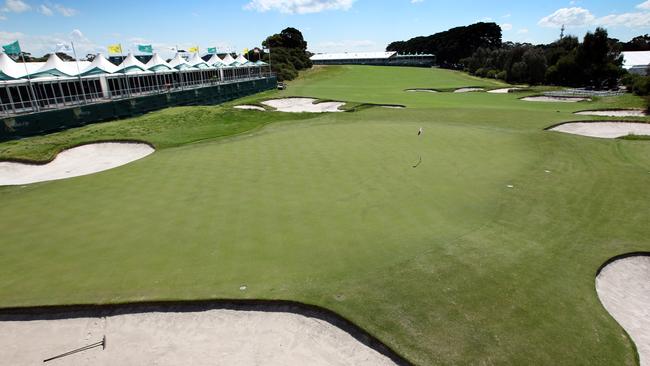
(0, 66), (649, 365)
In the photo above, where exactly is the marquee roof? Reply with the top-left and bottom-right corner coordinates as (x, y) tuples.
(310, 51), (397, 61)
(0, 51), (260, 81)
(622, 51), (650, 69)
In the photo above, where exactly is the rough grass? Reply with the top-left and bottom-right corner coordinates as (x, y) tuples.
(0, 66), (649, 365)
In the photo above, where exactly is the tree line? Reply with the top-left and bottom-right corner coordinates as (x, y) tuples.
(387, 24), (649, 97)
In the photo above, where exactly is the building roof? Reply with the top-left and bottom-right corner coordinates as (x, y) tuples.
(310, 51), (396, 61)
(622, 51), (650, 69)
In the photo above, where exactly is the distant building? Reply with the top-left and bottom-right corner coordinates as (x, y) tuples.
(310, 51), (435, 67)
(622, 51), (650, 75)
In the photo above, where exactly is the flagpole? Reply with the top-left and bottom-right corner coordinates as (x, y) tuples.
(18, 44), (39, 112)
(120, 43), (130, 97)
(70, 41), (87, 104)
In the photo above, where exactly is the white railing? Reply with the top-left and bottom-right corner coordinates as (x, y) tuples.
(0, 71), (275, 116)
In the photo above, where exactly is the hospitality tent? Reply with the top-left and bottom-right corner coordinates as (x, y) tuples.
(622, 51), (650, 75)
(234, 54), (250, 65)
(145, 53), (172, 72)
(221, 54), (236, 66)
(168, 53), (193, 70)
(81, 54), (120, 76)
(206, 54), (224, 67)
(188, 53), (210, 69)
(116, 53), (147, 73)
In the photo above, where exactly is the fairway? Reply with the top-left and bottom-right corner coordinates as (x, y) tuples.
(1, 66), (649, 365)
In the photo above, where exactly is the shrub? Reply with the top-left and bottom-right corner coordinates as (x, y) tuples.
(632, 76), (650, 96)
(474, 68), (488, 77)
(496, 70), (507, 80)
(486, 69), (498, 79)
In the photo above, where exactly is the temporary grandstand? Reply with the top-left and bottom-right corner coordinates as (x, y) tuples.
(0, 52), (270, 116)
(621, 51), (650, 75)
(310, 51), (435, 67)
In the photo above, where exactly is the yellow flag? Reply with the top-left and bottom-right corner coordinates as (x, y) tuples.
(243, 48), (249, 55)
(188, 46), (199, 53)
(107, 44), (122, 54)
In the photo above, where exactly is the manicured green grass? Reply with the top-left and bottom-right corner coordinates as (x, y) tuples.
(1, 66), (649, 365)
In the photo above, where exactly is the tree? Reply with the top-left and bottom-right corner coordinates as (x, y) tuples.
(386, 22), (502, 68)
(262, 27), (312, 81)
(577, 28), (623, 88)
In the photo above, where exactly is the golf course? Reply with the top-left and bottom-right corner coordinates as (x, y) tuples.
(1, 65), (649, 365)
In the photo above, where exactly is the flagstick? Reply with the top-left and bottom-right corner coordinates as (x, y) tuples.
(70, 41), (87, 104)
(19, 49), (39, 112)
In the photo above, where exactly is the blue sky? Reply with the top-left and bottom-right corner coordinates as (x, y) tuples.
(1, 0), (649, 58)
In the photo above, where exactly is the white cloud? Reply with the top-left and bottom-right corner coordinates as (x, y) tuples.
(502, 13), (511, 18)
(53, 3), (77, 16)
(38, 4), (53, 16)
(636, 0), (650, 10)
(480, 17), (493, 22)
(597, 12), (650, 27)
(3, 0), (31, 12)
(500, 23), (513, 31)
(0, 13), (6, 19)
(0, 29), (103, 57)
(244, 0), (355, 14)
(538, 7), (595, 27)
(517, 28), (529, 34)
(539, 6), (650, 28)
(411, 0), (424, 3)
(310, 39), (377, 53)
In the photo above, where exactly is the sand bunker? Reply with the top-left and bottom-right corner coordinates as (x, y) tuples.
(0, 308), (396, 366)
(550, 122), (650, 139)
(596, 255), (650, 366)
(521, 96), (590, 102)
(261, 98), (344, 113)
(234, 105), (266, 111)
(380, 105), (405, 109)
(405, 89), (438, 93)
(0, 142), (154, 186)
(488, 88), (522, 94)
(575, 109), (648, 117)
(454, 88), (484, 93)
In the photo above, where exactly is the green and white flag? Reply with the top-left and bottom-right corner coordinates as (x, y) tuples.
(207, 47), (217, 54)
(2, 40), (21, 55)
(137, 44), (153, 53)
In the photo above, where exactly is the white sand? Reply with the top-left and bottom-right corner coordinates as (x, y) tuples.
(521, 96), (590, 102)
(596, 256), (650, 366)
(262, 98), (344, 113)
(234, 105), (266, 111)
(405, 89), (438, 93)
(454, 88), (484, 93)
(575, 110), (647, 117)
(550, 122), (650, 139)
(488, 88), (522, 94)
(0, 309), (397, 366)
(380, 105), (405, 109)
(0, 142), (154, 186)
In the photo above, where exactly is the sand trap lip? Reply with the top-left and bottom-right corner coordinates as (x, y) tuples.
(521, 96), (590, 102)
(404, 88), (438, 93)
(488, 88), (522, 94)
(379, 105), (406, 109)
(0, 142), (155, 186)
(261, 98), (344, 113)
(575, 109), (648, 117)
(454, 88), (484, 93)
(596, 254), (650, 366)
(234, 105), (266, 111)
(0, 302), (400, 366)
(549, 121), (650, 139)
